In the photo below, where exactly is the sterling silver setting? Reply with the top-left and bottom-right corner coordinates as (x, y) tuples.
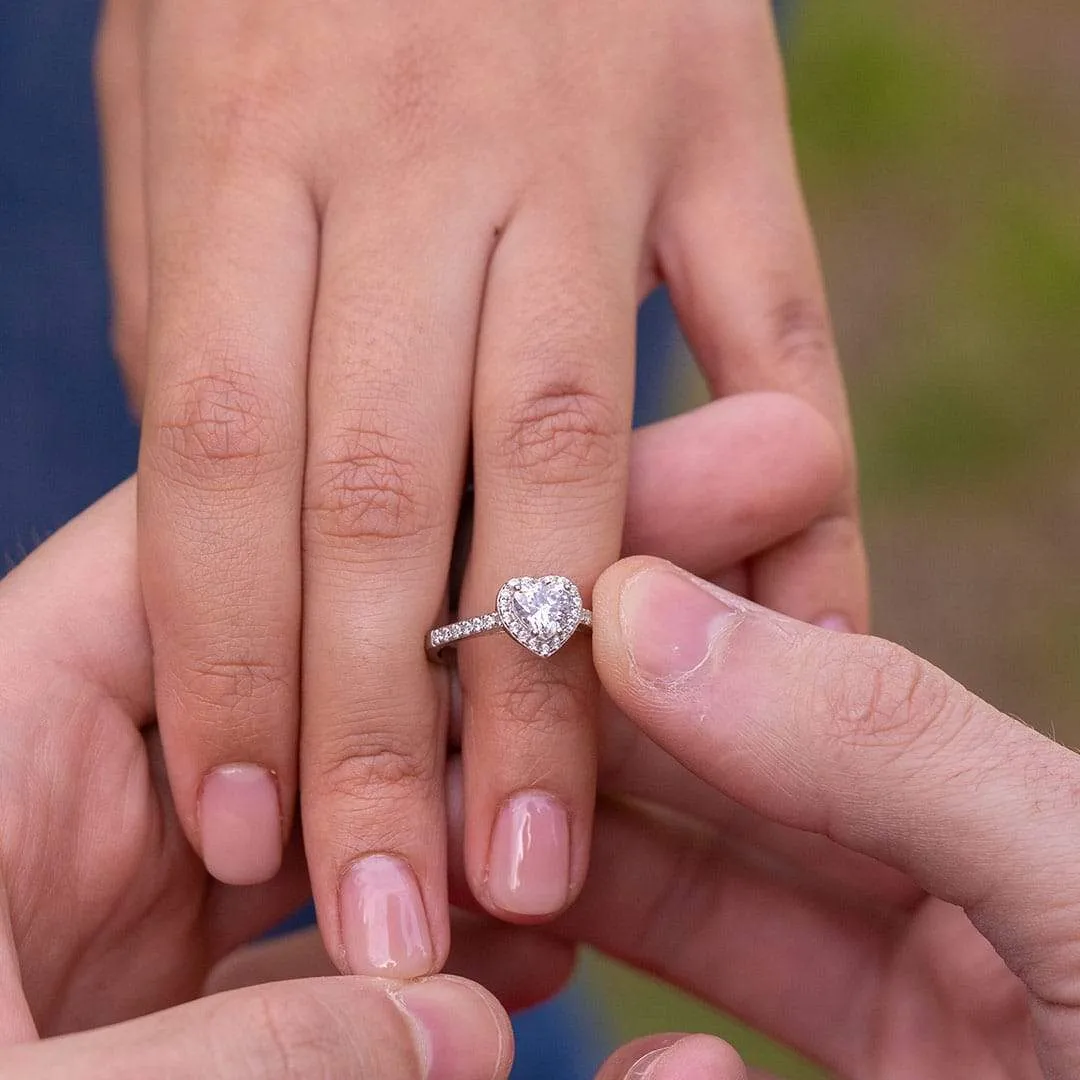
(427, 575), (592, 661)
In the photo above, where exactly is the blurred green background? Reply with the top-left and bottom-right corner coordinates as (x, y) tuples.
(588, 2), (1080, 1075)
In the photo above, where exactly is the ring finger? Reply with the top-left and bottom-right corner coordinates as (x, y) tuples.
(458, 196), (639, 920)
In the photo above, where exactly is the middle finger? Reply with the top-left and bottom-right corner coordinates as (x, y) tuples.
(301, 177), (490, 977)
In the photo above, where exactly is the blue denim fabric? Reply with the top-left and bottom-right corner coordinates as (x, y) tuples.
(0, 1), (139, 556)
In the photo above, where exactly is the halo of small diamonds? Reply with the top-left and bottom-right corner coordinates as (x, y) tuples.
(496, 575), (584, 657)
(426, 575), (590, 660)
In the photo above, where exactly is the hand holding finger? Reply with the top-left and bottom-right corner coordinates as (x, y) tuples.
(95, 0), (873, 987)
(205, 915), (574, 1013)
(593, 556), (1080, 1077)
(0, 976), (511, 1080)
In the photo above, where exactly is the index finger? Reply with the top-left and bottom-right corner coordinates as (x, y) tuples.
(139, 166), (314, 887)
(592, 558), (1080, 1028)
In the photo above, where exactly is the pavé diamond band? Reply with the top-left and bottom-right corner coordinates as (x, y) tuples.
(427, 575), (592, 661)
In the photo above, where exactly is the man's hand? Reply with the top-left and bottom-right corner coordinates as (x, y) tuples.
(0, 977), (511, 1080)
(94, 0), (866, 977)
(532, 556), (1080, 1079)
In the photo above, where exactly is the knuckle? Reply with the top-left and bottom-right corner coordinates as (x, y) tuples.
(318, 725), (435, 798)
(148, 367), (293, 486)
(190, 49), (304, 169)
(1026, 739), (1080, 819)
(180, 655), (289, 714)
(305, 424), (441, 548)
(172, 655), (291, 746)
(492, 379), (624, 490)
(370, 31), (448, 149)
(230, 986), (359, 1079)
(767, 295), (838, 385)
(809, 636), (962, 757)
(208, 81), (298, 169)
(214, 76), (279, 139)
(484, 657), (591, 736)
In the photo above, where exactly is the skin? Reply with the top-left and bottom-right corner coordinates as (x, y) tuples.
(0, 484), (515, 1079)
(0, 979), (512, 1080)
(576, 556), (1080, 1079)
(8, 396), (1076, 1077)
(0, 394), (837, 1073)
(212, 550), (1080, 1078)
(0, 480), (542, 1034)
(595, 1034), (768, 1080)
(93, 0), (868, 975)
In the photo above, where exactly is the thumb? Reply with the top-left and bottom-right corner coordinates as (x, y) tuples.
(0, 477), (152, 719)
(0, 976), (511, 1080)
(592, 557), (1080, 1023)
(596, 1035), (754, 1080)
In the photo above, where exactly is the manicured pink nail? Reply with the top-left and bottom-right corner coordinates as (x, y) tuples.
(487, 792), (570, 917)
(199, 764), (282, 886)
(816, 613), (854, 633)
(621, 566), (739, 681)
(340, 855), (434, 977)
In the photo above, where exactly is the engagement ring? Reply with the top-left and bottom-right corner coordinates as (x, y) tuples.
(427, 575), (592, 661)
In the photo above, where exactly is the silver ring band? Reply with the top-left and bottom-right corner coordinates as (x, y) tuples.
(427, 575), (592, 662)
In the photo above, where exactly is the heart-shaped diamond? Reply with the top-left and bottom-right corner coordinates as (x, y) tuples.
(496, 575), (583, 657)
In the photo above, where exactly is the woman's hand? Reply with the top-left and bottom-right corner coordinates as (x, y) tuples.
(0, 482), (565, 1038)
(94, 0), (866, 975)
(539, 557), (1080, 1079)
(208, 386), (846, 976)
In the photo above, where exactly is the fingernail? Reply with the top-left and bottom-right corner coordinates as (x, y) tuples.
(340, 855), (434, 977)
(487, 791), (570, 917)
(625, 1046), (672, 1079)
(620, 566), (740, 681)
(816, 613), (853, 633)
(393, 977), (511, 1080)
(199, 764), (282, 886)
